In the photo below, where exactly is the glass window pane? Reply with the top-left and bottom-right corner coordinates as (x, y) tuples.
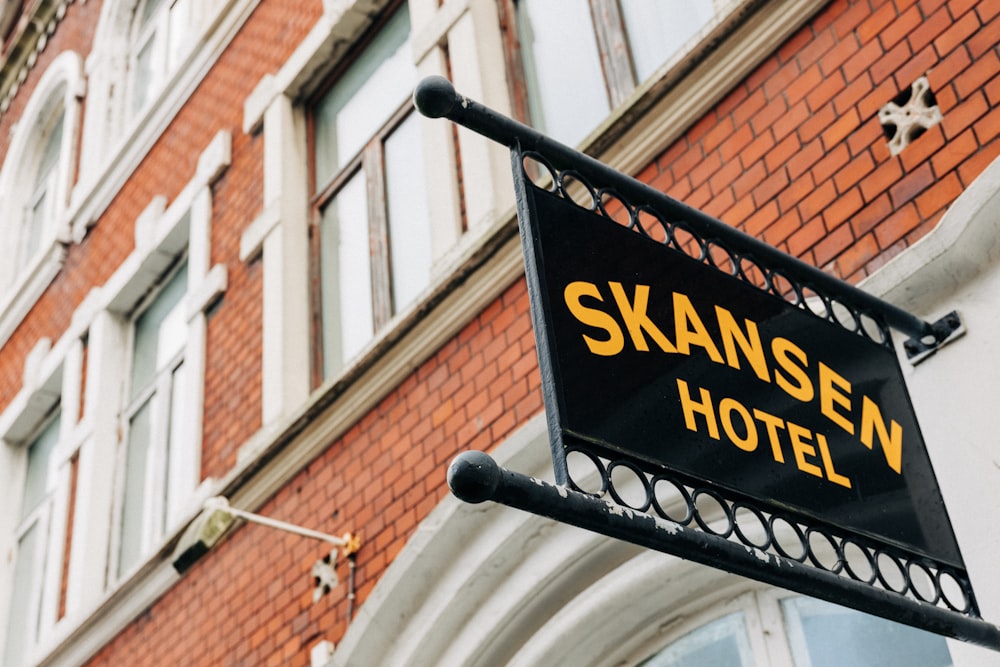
(36, 112), (64, 183)
(22, 411), (61, 520)
(517, 0), (609, 147)
(314, 6), (414, 186)
(164, 361), (189, 530)
(320, 172), (373, 378)
(132, 33), (157, 115)
(120, 398), (153, 576)
(640, 612), (754, 667)
(131, 260), (188, 398)
(140, 0), (166, 26)
(620, 1), (716, 83)
(384, 112), (432, 312)
(782, 597), (953, 667)
(3, 521), (43, 667)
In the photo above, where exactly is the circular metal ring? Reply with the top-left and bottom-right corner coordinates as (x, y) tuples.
(805, 527), (844, 574)
(650, 475), (694, 525)
(564, 447), (608, 497)
(520, 151), (558, 191)
(769, 515), (808, 562)
(874, 550), (908, 594)
(840, 539), (877, 585)
(691, 487), (734, 538)
(558, 169), (599, 211)
(731, 502), (772, 551)
(606, 459), (653, 513)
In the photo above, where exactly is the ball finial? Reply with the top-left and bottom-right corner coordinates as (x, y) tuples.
(447, 451), (501, 504)
(414, 76), (458, 119)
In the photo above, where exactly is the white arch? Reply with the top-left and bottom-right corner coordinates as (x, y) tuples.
(0, 49), (84, 346)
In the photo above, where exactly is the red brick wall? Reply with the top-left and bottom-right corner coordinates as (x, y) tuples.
(85, 276), (543, 666)
(637, 0), (1000, 283)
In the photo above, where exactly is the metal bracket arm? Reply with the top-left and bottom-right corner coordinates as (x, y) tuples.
(447, 451), (1000, 651)
(414, 76), (963, 363)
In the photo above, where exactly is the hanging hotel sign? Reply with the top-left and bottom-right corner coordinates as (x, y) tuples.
(523, 180), (962, 568)
(414, 75), (997, 649)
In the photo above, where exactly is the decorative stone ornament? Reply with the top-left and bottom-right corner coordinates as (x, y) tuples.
(878, 76), (943, 156)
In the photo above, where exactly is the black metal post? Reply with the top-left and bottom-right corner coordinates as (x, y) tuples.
(448, 451), (1000, 651)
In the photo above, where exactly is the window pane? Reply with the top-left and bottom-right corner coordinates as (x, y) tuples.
(640, 612), (754, 667)
(314, 6), (414, 186)
(22, 411), (61, 520)
(620, 1), (716, 83)
(132, 33), (157, 115)
(164, 361), (189, 530)
(384, 112), (432, 312)
(3, 521), (44, 667)
(131, 261), (188, 398)
(36, 113), (64, 183)
(320, 172), (373, 378)
(782, 597), (953, 667)
(140, 0), (166, 26)
(517, 0), (609, 147)
(120, 398), (153, 576)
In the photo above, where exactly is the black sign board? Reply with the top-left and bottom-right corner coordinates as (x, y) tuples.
(522, 182), (962, 568)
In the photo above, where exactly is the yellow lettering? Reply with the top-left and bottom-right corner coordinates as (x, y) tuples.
(564, 281), (625, 356)
(676, 379), (720, 440)
(787, 422), (823, 478)
(673, 293), (724, 363)
(816, 433), (852, 489)
(819, 362), (853, 434)
(771, 337), (814, 402)
(719, 398), (757, 452)
(860, 395), (902, 474)
(753, 408), (787, 463)
(716, 306), (770, 383)
(608, 282), (677, 353)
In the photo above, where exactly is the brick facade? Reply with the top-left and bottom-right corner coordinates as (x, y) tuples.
(0, 0), (997, 665)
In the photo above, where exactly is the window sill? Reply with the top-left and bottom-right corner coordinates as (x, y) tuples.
(0, 240), (67, 350)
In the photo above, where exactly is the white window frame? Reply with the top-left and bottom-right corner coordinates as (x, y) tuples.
(101, 133), (230, 586)
(0, 334), (86, 667)
(110, 254), (192, 580)
(128, 0), (194, 117)
(0, 50), (84, 348)
(0, 132), (229, 667)
(239, 0), (473, 425)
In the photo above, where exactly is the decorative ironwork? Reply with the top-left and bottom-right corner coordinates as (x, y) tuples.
(561, 445), (975, 615)
(520, 149), (897, 347)
(448, 450), (1000, 650)
(414, 75), (963, 363)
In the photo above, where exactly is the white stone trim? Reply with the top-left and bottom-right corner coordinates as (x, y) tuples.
(0, 133), (232, 667)
(0, 49), (84, 348)
(71, 0), (258, 242)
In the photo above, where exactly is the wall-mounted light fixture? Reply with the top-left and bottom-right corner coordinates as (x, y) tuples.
(172, 496), (361, 607)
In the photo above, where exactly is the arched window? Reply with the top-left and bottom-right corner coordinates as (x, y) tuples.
(17, 105), (65, 275)
(0, 50), (82, 342)
(637, 592), (953, 667)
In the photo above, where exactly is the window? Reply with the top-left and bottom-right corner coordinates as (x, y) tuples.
(311, 3), (433, 381)
(130, 0), (191, 115)
(638, 593), (953, 667)
(115, 257), (192, 577)
(18, 111), (65, 275)
(3, 410), (61, 667)
(515, 0), (717, 147)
